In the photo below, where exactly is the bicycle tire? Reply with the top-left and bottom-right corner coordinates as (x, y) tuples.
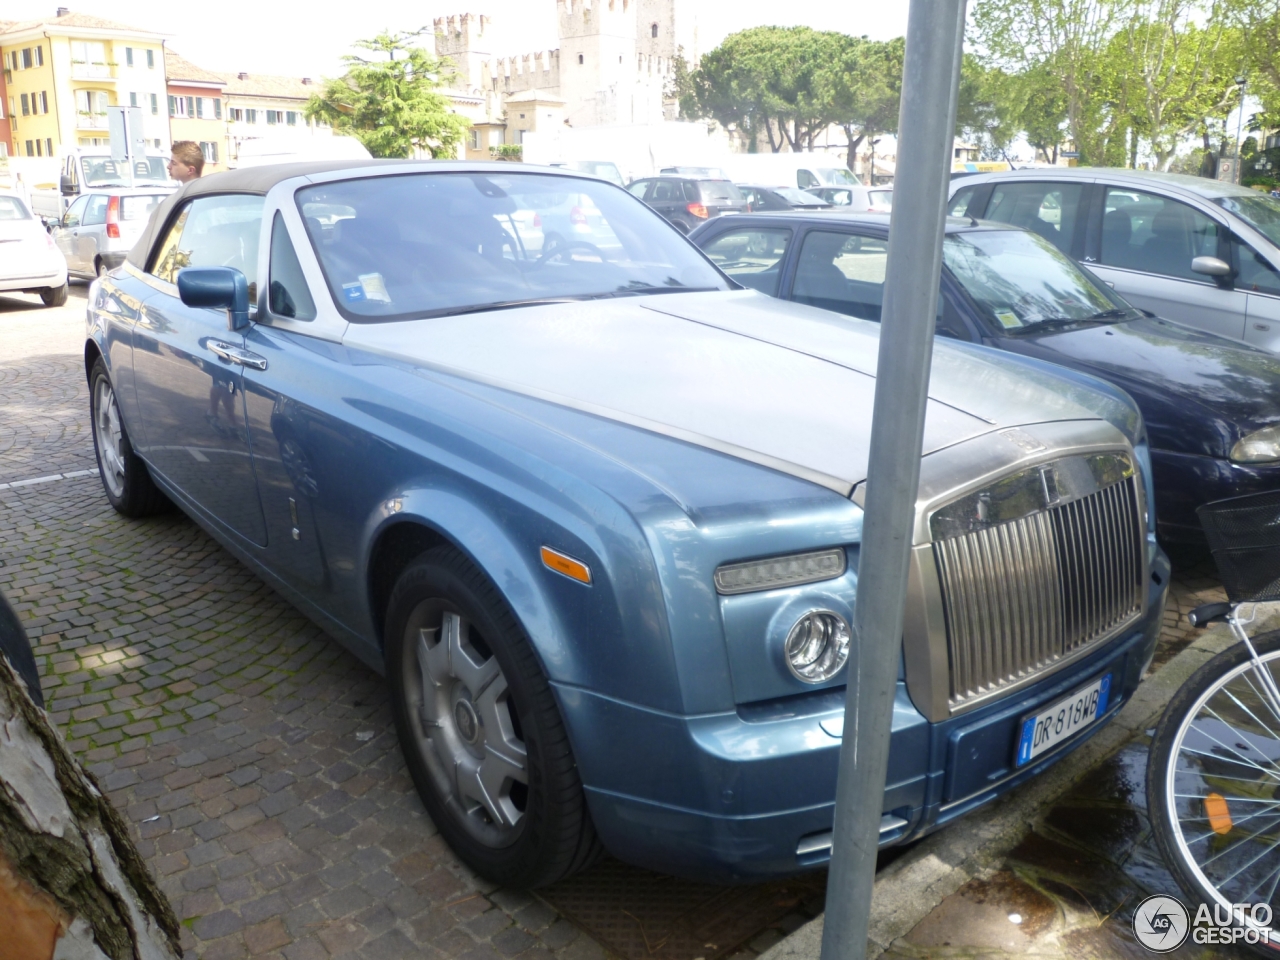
(1148, 629), (1280, 955)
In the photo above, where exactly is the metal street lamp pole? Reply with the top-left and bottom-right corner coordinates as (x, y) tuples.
(818, 2), (968, 958)
(1235, 76), (1248, 185)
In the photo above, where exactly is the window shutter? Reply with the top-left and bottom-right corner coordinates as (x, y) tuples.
(214, 98), (221, 120)
(35, 45), (44, 66)
(168, 95), (176, 116)
(186, 97), (194, 117)
(151, 93), (158, 115)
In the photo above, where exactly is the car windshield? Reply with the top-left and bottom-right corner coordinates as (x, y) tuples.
(0, 195), (32, 220)
(698, 180), (745, 204)
(943, 229), (1126, 332)
(1213, 193), (1280, 248)
(815, 168), (859, 186)
(775, 187), (826, 205)
(297, 172), (729, 322)
(121, 194), (168, 221)
(868, 190), (893, 209)
(80, 156), (169, 187)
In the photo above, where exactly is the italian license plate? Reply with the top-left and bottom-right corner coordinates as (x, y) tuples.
(1015, 673), (1112, 767)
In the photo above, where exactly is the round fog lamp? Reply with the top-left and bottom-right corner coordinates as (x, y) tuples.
(784, 610), (851, 683)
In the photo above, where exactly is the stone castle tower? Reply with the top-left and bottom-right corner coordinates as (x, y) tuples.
(434, 0), (697, 130)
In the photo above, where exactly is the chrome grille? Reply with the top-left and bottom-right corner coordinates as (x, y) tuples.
(933, 474), (1144, 708)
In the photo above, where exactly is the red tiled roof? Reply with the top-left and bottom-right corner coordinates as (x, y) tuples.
(165, 49), (225, 85)
(0, 11), (161, 37)
(220, 72), (318, 101)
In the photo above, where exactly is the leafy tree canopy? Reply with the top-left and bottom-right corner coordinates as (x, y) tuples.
(305, 30), (471, 159)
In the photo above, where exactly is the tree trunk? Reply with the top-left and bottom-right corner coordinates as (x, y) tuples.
(0, 652), (181, 960)
(841, 128), (865, 172)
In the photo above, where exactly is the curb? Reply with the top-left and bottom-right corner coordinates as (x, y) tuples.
(758, 623), (1245, 960)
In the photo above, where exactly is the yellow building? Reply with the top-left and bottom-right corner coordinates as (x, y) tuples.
(0, 10), (168, 158)
(165, 50), (226, 173)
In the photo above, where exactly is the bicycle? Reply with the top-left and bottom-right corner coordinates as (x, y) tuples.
(1148, 490), (1280, 953)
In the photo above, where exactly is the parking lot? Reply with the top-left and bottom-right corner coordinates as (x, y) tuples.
(0, 285), (1232, 960)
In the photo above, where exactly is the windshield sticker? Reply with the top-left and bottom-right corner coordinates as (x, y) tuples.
(995, 310), (1023, 329)
(342, 281), (366, 303)
(358, 273), (392, 303)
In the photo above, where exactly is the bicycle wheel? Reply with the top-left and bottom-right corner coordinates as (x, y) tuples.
(1149, 630), (1280, 954)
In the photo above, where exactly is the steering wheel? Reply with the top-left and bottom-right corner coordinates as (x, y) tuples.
(538, 238), (605, 265)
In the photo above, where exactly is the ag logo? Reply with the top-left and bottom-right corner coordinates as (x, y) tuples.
(1133, 894), (1190, 952)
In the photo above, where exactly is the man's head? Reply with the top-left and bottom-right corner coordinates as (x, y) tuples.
(168, 141), (204, 183)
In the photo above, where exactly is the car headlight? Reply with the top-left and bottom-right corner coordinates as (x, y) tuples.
(1231, 425), (1280, 463)
(714, 548), (846, 595)
(784, 610), (851, 683)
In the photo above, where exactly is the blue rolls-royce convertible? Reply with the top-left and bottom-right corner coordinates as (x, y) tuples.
(86, 161), (1170, 885)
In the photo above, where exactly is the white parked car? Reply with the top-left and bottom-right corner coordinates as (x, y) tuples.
(0, 190), (68, 306)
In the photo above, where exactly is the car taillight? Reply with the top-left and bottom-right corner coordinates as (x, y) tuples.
(686, 202), (709, 219)
(570, 205), (587, 226)
(45, 232), (56, 250)
(106, 195), (120, 239)
(533, 212), (542, 228)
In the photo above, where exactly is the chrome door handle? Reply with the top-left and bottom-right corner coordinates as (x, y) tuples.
(207, 340), (268, 371)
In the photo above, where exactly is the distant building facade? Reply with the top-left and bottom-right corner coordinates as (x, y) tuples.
(435, 0), (699, 155)
(164, 50), (226, 172)
(221, 71), (329, 166)
(0, 10), (168, 157)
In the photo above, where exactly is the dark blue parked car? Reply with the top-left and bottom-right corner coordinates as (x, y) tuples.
(692, 212), (1280, 544)
(86, 163), (1169, 886)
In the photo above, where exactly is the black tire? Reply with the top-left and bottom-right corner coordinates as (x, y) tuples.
(88, 358), (171, 517)
(1148, 630), (1280, 955)
(40, 283), (68, 307)
(385, 545), (602, 888)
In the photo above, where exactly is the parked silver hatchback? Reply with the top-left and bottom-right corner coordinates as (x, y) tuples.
(949, 169), (1280, 353)
(52, 188), (172, 280)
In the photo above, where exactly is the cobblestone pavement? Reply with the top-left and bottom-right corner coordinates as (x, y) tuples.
(0, 288), (1230, 960)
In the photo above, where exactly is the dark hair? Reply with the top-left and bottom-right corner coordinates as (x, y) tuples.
(170, 140), (204, 176)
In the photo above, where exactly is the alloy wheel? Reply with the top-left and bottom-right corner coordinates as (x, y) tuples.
(93, 377), (126, 499)
(403, 603), (528, 846)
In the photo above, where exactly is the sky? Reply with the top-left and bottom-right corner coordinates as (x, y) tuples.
(5, 0), (912, 79)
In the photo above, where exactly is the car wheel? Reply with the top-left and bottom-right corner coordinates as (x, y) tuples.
(40, 284), (68, 307)
(88, 358), (171, 517)
(385, 545), (602, 887)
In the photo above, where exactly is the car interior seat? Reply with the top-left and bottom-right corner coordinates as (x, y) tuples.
(1140, 205), (1193, 276)
(1101, 208), (1134, 266)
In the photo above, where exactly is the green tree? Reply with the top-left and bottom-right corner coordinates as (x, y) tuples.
(679, 26), (840, 152)
(305, 30), (471, 159)
(821, 36), (903, 169)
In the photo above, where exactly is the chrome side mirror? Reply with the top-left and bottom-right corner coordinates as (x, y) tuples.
(1191, 256), (1232, 278)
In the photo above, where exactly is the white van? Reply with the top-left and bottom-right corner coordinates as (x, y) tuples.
(718, 153), (863, 191)
(234, 135), (372, 168)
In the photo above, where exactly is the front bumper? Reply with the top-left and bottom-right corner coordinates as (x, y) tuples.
(561, 550), (1170, 883)
(1152, 449), (1280, 542)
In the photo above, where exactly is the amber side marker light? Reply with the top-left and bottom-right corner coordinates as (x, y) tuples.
(541, 546), (592, 584)
(1205, 792), (1233, 835)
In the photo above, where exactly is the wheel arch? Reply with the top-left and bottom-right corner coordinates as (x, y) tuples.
(84, 337), (104, 382)
(362, 496), (574, 683)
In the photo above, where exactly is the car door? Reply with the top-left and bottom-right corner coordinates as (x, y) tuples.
(1234, 235), (1280, 353)
(130, 193), (269, 545)
(54, 195), (90, 273)
(647, 178), (682, 225)
(239, 212), (329, 590)
(78, 193), (109, 273)
(1087, 186), (1246, 341)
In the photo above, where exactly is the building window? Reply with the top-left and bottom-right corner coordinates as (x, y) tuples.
(469, 128), (479, 149)
(36, 45), (43, 67)
(195, 96), (205, 118)
(39, 91), (48, 114)
(147, 49), (154, 68)
(200, 141), (218, 163)
(21, 48), (32, 69)
(125, 46), (133, 67)
(130, 91), (138, 108)
(230, 107), (242, 122)
(20, 93), (29, 116)
(26, 140), (34, 156)
(246, 108), (257, 124)
(652, 23), (658, 37)
(45, 137), (52, 156)
(286, 110), (298, 125)
(0, 144), (7, 158)
(35, 139), (43, 156)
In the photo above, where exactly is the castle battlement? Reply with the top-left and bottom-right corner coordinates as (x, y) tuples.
(482, 50), (561, 94)
(433, 12), (491, 56)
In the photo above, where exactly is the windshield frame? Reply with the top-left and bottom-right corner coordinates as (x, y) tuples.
(293, 169), (733, 324)
(942, 226), (1136, 336)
